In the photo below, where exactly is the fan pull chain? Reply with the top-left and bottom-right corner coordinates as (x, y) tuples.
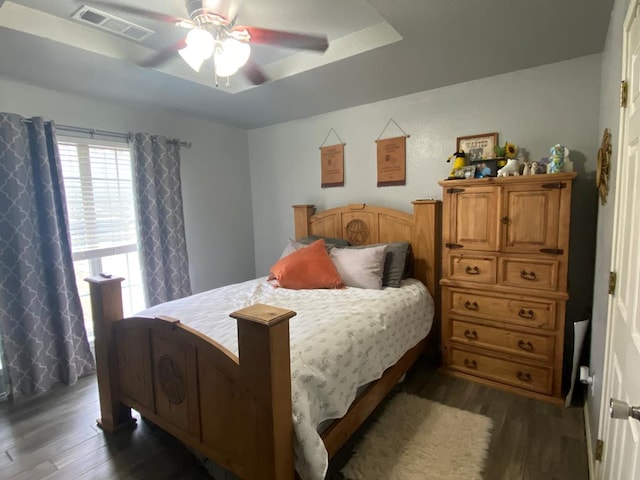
(213, 72), (232, 88)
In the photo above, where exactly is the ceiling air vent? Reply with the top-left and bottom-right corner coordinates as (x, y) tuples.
(72, 5), (154, 42)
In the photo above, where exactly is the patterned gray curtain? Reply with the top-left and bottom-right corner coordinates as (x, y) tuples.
(0, 113), (95, 400)
(132, 133), (191, 306)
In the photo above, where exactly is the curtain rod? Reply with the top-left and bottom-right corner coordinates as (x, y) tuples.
(21, 119), (191, 148)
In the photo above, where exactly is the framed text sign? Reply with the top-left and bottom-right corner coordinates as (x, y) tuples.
(456, 132), (498, 161)
(376, 136), (406, 187)
(320, 144), (344, 188)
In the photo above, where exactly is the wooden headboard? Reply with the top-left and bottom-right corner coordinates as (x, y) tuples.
(292, 201), (441, 297)
(293, 200), (442, 351)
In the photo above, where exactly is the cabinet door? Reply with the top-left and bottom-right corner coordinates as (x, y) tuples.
(445, 186), (499, 251)
(501, 184), (561, 254)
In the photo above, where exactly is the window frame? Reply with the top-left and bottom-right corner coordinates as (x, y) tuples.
(57, 136), (146, 339)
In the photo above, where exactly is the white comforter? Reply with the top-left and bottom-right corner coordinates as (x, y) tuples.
(137, 277), (434, 480)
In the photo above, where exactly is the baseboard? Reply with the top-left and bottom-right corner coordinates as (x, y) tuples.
(584, 399), (596, 480)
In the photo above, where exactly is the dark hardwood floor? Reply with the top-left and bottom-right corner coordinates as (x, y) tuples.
(0, 358), (589, 480)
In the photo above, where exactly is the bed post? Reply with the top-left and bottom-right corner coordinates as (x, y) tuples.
(411, 200), (442, 356)
(292, 204), (315, 239)
(85, 275), (136, 432)
(411, 200), (441, 297)
(230, 304), (297, 480)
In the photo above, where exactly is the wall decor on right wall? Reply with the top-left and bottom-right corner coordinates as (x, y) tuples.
(596, 128), (611, 205)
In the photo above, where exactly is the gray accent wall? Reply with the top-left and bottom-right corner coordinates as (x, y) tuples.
(589, 0), (630, 459)
(249, 56), (602, 294)
(248, 55), (602, 423)
(0, 77), (256, 294)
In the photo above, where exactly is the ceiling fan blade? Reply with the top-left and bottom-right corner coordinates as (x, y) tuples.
(86, 0), (193, 26)
(139, 38), (188, 68)
(240, 59), (268, 85)
(235, 26), (328, 52)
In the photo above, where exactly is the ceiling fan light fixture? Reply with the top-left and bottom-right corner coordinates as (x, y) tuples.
(222, 38), (250, 68)
(178, 46), (205, 72)
(214, 50), (239, 77)
(214, 38), (250, 77)
(188, 28), (215, 58)
(178, 28), (215, 72)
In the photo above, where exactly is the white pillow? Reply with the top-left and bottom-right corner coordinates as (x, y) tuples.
(329, 245), (387, 289)
(279, 239), (307, 259)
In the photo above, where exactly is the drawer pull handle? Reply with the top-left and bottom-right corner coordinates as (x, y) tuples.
(465, 266), (480, 275)
(464, 329), (479, 340)
(501, 216), (511, 225)
(518, 309), (535, 319)
(464, 301), (479, 311)
(516, 371), (532, 382)
(520, 270), (537, 281)
(464, 359), (478, 369)
(517, 340), (534, 352)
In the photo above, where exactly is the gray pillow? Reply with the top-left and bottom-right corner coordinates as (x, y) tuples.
(382, 241), (411, 287)
(299, 235), (350, 248)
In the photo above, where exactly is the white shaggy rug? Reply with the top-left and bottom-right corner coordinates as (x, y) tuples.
(341, 394), (493, 480)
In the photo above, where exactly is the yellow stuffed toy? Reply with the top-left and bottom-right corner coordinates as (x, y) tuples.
(447, 150), (466, 178)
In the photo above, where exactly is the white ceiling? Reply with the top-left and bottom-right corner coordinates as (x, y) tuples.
(0, 0), (614, 129)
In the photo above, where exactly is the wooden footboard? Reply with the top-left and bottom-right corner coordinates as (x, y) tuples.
(87, 276), (296, 480)
(86, 200), (441, 480)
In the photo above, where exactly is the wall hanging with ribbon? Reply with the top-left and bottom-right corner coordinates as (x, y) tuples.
(319, 128), (345, 188)
(375, 119), (410, 187)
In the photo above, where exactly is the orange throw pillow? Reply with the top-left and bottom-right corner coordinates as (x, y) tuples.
(269, 239), (344, 289)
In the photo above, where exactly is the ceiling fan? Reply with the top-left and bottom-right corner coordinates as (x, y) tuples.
(86, 0), (330, 86)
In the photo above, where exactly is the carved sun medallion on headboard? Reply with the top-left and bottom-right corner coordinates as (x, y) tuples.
(158, 355), (186, 404)
(345, 219), (370, 245)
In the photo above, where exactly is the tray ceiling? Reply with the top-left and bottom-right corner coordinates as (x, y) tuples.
(0, 0), (615, 128)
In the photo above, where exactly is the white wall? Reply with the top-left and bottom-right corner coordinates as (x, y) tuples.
(0, 77), (256, 293)
(589, 0), (629, 457)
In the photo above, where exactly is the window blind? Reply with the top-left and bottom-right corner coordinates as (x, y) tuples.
(58, 140), (138, 260)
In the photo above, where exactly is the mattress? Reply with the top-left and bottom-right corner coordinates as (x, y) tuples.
(137, 276), (434, 480)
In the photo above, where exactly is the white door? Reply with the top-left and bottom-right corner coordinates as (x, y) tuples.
(597, 1), (640, 479)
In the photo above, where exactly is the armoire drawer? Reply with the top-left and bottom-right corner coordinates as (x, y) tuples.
(498, 257), (559, 291)
(451, 319), (555, 363)
(447, 254), (496, 284)
(450, 348), (553, 395)
(448, 289), (556, 330)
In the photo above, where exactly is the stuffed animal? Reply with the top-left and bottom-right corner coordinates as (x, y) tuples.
(522, 160), (538, 175)
(547, 144), (566, 174)
(447, 150), (466, 178)
(497, 158), (520, 177)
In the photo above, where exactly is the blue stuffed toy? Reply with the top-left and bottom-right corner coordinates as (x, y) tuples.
(547, 144), (566, 174)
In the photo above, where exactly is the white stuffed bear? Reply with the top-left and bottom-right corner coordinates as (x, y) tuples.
(497, 158), (520, 177)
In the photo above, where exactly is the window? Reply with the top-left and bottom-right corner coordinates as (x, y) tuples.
(58, 139), (146, 340)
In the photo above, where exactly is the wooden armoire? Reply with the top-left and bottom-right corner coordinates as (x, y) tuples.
(439, 172), (576, 404)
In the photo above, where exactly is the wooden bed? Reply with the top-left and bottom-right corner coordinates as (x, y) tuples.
(86, 200), (441, 480)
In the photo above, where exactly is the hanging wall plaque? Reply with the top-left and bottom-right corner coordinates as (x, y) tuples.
(376, 136), (406, 187)
(320, 143), (344, 188)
